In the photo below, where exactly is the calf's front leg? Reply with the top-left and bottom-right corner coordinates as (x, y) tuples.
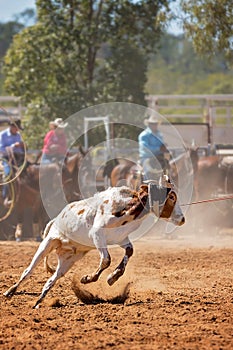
(107, 241), (133, 286)
(81, 247), (111, 284)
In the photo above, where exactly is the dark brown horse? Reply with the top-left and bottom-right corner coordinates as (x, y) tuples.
(0, 147), (89, 240)
(0, 162), (71, 240)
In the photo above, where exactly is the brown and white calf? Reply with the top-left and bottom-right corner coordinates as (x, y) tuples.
(4, 177), (185, 308)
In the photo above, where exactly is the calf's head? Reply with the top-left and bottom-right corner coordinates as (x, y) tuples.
(145, 177), (185, 226)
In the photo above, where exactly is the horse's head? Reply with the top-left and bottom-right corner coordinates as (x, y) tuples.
(64, 147), (93, 202)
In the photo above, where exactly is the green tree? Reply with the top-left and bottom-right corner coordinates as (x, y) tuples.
(0, 22), (24, 58)
(3, 0), (171, 148)
(176, 0), (233, 64)
(0, 8), (36, 93)
(146, 33), (233, 95)
(0, 21), (24, 92)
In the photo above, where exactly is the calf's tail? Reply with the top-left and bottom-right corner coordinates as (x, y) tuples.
(42, 219), (55, 239)
(43, 219), (57, 274)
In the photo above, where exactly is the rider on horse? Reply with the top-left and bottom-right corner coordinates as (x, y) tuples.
(0, 119), (25, 207)
(138, 114), (170, 181)
(40, 118), (68, 164)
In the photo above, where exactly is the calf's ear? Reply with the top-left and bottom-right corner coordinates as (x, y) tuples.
(160, 191), (177, 218)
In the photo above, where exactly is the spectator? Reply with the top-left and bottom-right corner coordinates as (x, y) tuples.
(41, 118), (68, 164)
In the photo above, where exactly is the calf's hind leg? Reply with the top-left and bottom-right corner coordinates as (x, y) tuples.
(33, 248), (86, 308)
(4, 237), (59, 298)
(107, 240), (133, 286)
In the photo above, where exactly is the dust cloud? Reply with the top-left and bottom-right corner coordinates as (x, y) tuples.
(140, 199), (233, 249)
(71, 275), (131, 304)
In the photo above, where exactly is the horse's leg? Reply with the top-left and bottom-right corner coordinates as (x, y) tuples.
(33, 201), (49, 241)
(32, 222), (40, 240)
(15, 210), (24, 242)
(32, 206), (43, 241)
(80, 247), (111, 284)
(107, 239), (133, 286)
(15, 223), (23, 241)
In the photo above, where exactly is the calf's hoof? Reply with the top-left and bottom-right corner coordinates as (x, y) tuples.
(107, 268), (123, 286)
(3, 285), (17, 298)
(81, 274), (98, 284)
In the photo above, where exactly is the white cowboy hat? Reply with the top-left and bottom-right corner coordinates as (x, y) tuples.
(144, 115), (160, 126)
(52, 118), (68, 128)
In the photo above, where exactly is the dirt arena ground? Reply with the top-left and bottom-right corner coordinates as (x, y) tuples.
(1, 221), (233, 350)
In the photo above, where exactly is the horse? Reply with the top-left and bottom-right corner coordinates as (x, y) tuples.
(66, 146), (93, 199)
(0, 147), (90, 240)
(187, 153), (233, 232)
(194, 155), (225, 200)
(0, 162), (72, 240)
(110, 159), (141, 189)
(107, 149), (198, 192)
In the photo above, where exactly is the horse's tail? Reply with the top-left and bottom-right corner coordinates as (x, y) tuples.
(43, 219), (56, 274)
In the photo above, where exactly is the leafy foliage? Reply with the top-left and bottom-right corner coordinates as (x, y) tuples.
(1, 1), (233, 148)
(180, 0), (233, 64)
(0, 22), (24, 58)
(3, 0), (169, 148)
(0, 8), (36, 93)
(146, 33), (233, 94)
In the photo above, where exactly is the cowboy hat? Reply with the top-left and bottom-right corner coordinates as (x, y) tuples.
(52, 118), (68, 128)
(9, 119), (24, 130)
(144, 115), (160, 126)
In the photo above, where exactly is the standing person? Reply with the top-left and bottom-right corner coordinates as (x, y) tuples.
(138, 114), (169, 180)
(41, 118), (68, 164)
(0, 119), (25, 203)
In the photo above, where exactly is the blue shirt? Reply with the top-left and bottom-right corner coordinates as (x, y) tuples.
(138, 127), (164, 160)
(0, 128), (23, 155)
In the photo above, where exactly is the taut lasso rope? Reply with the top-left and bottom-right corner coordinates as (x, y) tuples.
(181, 194), (233, 207)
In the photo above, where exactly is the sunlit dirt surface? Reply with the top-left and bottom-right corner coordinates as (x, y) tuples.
(1, 226), (233, 350)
